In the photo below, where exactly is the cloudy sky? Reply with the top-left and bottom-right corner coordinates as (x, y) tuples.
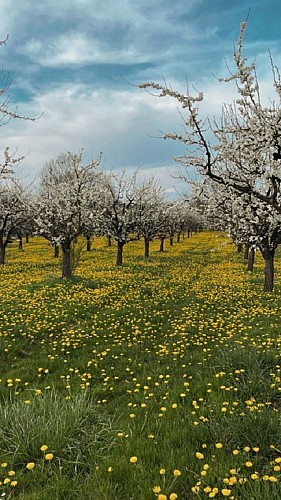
(1, 0), (281, 196)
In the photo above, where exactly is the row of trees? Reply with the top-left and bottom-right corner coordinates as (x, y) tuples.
(0, 151), (203, 277)
(140, 22), (281, 292)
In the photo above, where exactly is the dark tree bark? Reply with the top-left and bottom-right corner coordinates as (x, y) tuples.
(261, 248), (275, 292)
(188, 229), (191, 238)
(61, 238), (72, 278)
(247, 248), (255, 272)
(18, 235), (23, 250)
(237, 242), (243, 253)
(170, 236), (174, 246)
(144, 237), (150, 258)
(86, 235), (91, 252)
(177, 233), (181, 243)
(54, 244), (59, 258)
(25, 234), (29, 243)
(116, 241), (124, 265)
(0, 237), (6, 264)
(107, 236), (112, 247)
(159, 237), (165, 252)
(244, 244), (250, 260)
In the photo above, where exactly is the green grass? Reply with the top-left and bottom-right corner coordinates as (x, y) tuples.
(0, 233), (281, 498)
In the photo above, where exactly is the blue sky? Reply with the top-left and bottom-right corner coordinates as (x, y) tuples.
(1, 0), (281, 195)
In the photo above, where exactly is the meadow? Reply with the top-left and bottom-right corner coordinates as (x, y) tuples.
(0, 233), (281, 500)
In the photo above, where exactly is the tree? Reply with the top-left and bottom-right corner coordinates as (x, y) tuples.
(139, 22), (281, 292)
(134, 176), (167, 258)
(35, 151), (101, 278)
(0, 180), (29, 264)
(98, 169), (140, 265)
(0, 36), (37, 183)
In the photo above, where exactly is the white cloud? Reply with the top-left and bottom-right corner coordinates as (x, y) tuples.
(0, 83), (183, 187)
(22, 33), (150, 66)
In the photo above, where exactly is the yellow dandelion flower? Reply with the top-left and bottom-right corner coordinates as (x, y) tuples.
(26, 462), (36, 470)
(40, 445), (48, 451)
(153, 486), (161, 493)
(159, 468), (166, 475)
(173, 469), (181, 476)
(221, 488), (231, 496)
(44, 453), (54, 461)
(215, 443), (223, 449)
(129, 456), (138, 463)
(196, 452), (204, 459)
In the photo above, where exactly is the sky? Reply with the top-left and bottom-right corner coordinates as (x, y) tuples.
(1, 0), (281, 197)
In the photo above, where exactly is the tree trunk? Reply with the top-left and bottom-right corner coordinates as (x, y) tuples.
(144, 237), (150, 258)
(188, 229), (191, 238)
(107, 236), (112, 247)
(170, 237), (174, 246)
(116, 241), (124, 265)
(86, 235), (91, 252)
(244, 244), (250, 260)
(262, 248), (275, 293)
(159, 237), (165, 252)
(177, 233), (180, 243)
(237, 242), (243, 253)
(18, 236), (23, 250)
(25, 234), (29, 243)
(54, 243), (59, 258)
(247, 248), (255, 272)
(61, 238), (72, 278)
(0, 237), (6, 264)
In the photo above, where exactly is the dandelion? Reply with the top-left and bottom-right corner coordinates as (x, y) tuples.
(251, 473), (259, 480)
(196, 452), (204, 459)
(40, 445), (48, 451)
(11, 480), (17, 487)
(159, 468), (166, 475)
(26, 462), (36, 470)
(215, 443), (223, 449)
(245, 461), (253, 467)
(44, 453), (54, 461)
(153, 486), (161, 493)
(173, 469), (181, 476)
(169, 494), (178, 500)
(221, 489), (231, 496)
(130, 456), (138, 463)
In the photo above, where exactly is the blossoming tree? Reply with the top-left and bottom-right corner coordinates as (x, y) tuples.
(35, 151), (101, 278)
(139, 22), (281, 292)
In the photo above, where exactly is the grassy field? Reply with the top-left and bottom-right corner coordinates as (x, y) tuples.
(0, 233), (281, 499)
